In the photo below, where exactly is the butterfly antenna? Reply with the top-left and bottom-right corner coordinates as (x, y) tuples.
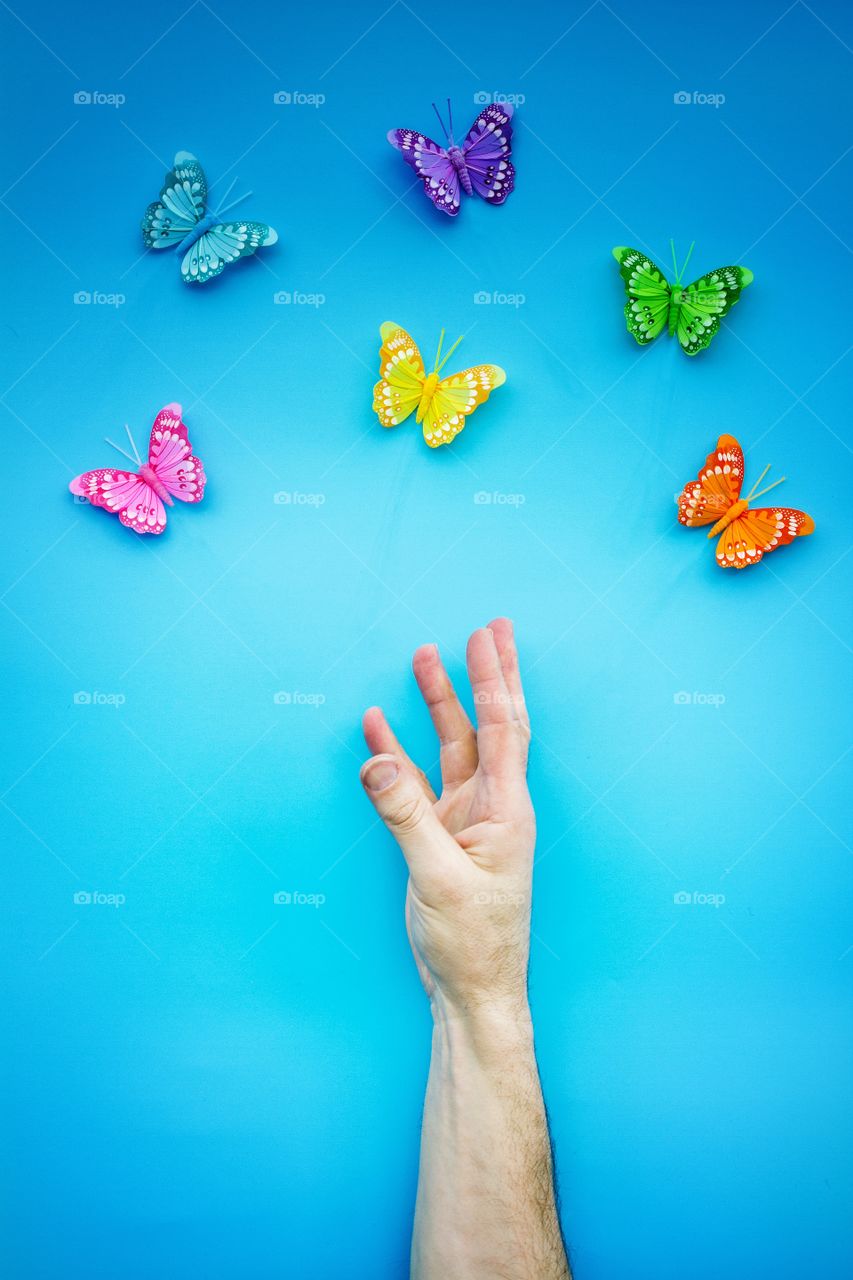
(105, 435), (141, 467)
(214, 176), (238, 209)
(679, 241), (696, 284)
(670, 239), (679, 280)
(215, 190), (252, 217)
(436, 333), (464, 373)
(431, 101), (450, 141)
(750, 476), (787, 502)
(124, 423), (142, 465)
(433, 328), (446, 372)
(447, 98), (454, 143)
(745, 463), (771, 500)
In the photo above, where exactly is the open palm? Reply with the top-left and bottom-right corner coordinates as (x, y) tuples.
(361, 620), (535, 1007)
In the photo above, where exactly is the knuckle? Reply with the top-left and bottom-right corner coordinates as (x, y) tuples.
(386, 792), (426, 834)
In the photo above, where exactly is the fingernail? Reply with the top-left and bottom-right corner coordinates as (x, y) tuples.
(362, 758), (399, 793)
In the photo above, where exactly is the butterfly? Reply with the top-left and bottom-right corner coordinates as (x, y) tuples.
(142, 151), (277, 285)
(387, 99), (514, 216)
(372, 322), (506, 447)
(69, 404), (206, 536)
(678, 434), (814, 569)
(613, 243), (753, 355)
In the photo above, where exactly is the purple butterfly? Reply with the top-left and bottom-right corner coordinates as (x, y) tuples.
(387, 99), (515, 217)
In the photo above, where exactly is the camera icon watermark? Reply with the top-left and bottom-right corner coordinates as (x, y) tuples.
(73, 290), (125, 308)
(674, 890), (726, 908)
(473, 290), (525, 308)
(73, 690), (126, 707)
(673, 690), (726, 707)
(473, 91), (525, 107)
(674, 89), (725, 108)
(273, 90), (325, 107)
(273, 290), (325, 307)
(73, 90), (126, 107)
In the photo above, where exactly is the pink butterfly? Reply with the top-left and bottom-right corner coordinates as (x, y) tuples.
(69, 403), (206, 535)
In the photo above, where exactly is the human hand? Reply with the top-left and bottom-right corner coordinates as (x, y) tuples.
(360, 619), (535, 1024)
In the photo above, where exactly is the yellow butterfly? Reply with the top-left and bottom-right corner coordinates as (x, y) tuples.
(372, 321), (506, 447)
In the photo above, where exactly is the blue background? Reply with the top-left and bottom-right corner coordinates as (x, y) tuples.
(2, 1), (852, 1276)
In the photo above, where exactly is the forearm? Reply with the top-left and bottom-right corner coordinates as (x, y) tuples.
(411, 999), (570, 1280)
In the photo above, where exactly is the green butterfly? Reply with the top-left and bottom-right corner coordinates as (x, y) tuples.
(612, 243), (753, 356)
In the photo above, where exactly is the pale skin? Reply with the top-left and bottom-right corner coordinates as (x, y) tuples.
(360, 619), (571, 1280)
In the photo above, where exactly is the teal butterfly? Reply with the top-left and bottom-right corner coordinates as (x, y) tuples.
(142, 151), (278, 285)
(612, 243), (753, 356)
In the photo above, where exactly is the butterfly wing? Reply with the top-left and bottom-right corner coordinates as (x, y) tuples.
(148, 403), (206, 503)
(612, 247), (671, 345)
(69, 469), (167, 535)
(462, 102), (515, 204)
(387, 129), (460, 216)
(716, 507), (814, 569)
(677, 265), (753, 356)
(678, 434), (745, 527)
(180, 220), (278, 284)
(142, 151), (207, 249)
(373, 322), (427, 427)
(422, 365), (506, 448)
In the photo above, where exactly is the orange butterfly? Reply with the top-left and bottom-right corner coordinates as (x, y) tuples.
(678, 434), (814, 569)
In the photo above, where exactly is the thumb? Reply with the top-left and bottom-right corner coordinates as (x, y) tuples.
(360, 754), (459, 886)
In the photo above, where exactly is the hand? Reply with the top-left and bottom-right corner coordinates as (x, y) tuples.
(360, 619), (535, 1022)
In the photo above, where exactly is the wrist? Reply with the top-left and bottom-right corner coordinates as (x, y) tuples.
(430, 989), (534, 1066)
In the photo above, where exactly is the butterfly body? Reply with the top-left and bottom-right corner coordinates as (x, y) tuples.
(706, 497), (750, 540)
(172, 211), (220, 255)
(136, 462), (174, 505)
(416, 372), (440, 423)
(373, 322), (505, 447)
(388, 101), (514, 216)
(70, 404), (205, 536)
(666, 288), (684, 336)
(613, 245), (753, 355)
(143, 151), (277, 285)
(678, 434), (813, 569)
(446, 145), (474, 194)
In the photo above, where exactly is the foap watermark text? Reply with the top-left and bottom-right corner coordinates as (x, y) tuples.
(674, 90), (725, 108)
(474, 290), (525, 308)
(673, 691), (726, 707)
(674, 891), (726, 908)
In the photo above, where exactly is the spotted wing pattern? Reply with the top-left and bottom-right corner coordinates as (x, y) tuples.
(386, 129), (460, 216)
(716, 507), (814, 569)
(677, 434), (744, 527)
(612, 247), (671, 345)
(677, 265), (754, 355)
(142, 151), (207, 248)
(462, 102), (514, 204)
(422, 366), (506, 447)
(372, 322), (427, 427)
(180, 221), (278, 284)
